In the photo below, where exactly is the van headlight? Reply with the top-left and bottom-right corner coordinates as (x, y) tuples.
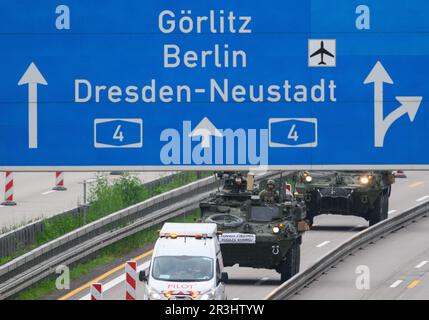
(199, 290), (215, 300)
(147, 287), (163, 300)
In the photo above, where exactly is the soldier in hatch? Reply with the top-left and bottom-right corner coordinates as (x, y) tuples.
(259, 179), (280, 203)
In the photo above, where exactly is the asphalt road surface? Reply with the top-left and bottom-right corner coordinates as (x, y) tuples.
(0, 172), (169, 230)
(293, 203), (429, 299)
(58, 171), (429, 300)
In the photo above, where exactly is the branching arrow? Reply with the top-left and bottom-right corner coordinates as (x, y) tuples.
(384, 96), (422, 126)
(189, 117), (223, 148)
(364, 61), (423, 147)
(378, 96), (422, 146)
(18, 63), (47, 149)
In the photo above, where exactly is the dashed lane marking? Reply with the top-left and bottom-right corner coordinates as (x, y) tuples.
(390, 280), (403, 288)
(416, 195), (429, 202)
(316, 241), (331, 248)
(415, 261), (428, 269)
(42, 190), (56, 195)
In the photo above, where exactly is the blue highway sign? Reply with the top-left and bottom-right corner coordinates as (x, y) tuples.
(0, 0), (429, 170)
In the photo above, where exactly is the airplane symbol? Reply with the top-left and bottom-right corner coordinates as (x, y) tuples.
(310, 41), (335, 65)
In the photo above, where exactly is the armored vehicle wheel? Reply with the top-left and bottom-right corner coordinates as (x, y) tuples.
(306, 215), (314, 228)
(278, 241), (301, 283)
(368, 192), (388, 226)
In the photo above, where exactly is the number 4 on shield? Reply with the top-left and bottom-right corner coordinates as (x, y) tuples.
(113, 125), (124, 142)
(94, 119), (143, 148)
(288, 124), (299, 141)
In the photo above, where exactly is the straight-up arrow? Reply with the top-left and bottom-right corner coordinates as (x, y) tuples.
(363, 61), (393, 147)
(18, 63), (47, 149)
(189, 117), (223, 148)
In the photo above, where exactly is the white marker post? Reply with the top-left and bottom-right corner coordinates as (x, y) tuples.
(18, 63), (48, 149)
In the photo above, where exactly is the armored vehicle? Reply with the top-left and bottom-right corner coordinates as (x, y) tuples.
(200, 172), (308, 282)
(293, 171), (395, 226)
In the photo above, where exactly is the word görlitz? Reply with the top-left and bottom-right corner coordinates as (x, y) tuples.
(159, 10), (252, 34)
(75, 79), (337, 104)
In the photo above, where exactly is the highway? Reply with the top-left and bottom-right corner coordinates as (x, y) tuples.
(0, 172), (169, 231)
(57, 171), (429, 300)
(292, 206), (429, 300)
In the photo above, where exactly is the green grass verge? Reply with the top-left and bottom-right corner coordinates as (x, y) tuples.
(15, 210), (200, 300)
(1, 172), (211, 266)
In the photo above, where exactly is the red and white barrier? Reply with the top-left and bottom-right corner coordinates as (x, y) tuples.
(53, 171), (67, 191)
(2, 172), (16, 206)
(125, 260), (137, 300)
(90, 283), (103, 300)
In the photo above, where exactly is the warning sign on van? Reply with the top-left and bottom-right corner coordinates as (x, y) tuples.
(218, 233), (256, 244)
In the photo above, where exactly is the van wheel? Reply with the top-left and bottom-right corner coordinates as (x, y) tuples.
(278, 242), (301, 283)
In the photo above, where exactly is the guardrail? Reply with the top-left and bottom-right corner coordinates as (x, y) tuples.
(0, 172), (281, 299)
(0, 172), (183, 257)
(266, 200), (429, 300)
(0, 207), (80, 258)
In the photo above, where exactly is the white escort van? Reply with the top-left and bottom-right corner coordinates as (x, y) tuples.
(139, 223), (228, 300)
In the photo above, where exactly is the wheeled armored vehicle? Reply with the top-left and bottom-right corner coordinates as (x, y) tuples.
(293, 171), (395, 226)
(200, 172), (308, 282)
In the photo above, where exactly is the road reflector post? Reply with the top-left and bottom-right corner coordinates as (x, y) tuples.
(90, 283), (103, 300)
(2, 172), (16, 206)
(53, 171), (67, 191)
(125, 260), (137, 300)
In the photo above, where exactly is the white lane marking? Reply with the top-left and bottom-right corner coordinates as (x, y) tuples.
(255, 277), (269, 285)
(232, 298), (240, 300)
(416, 195), (429, 202)
(390, 280), (403, 288)
(388, 210), (397, 215)
(42, 190), (56, 195)
(316, 241), (331, 248)
(415, 261), (428, 269)
(79, 261), (150, 300)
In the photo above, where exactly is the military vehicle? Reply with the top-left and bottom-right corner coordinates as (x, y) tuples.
(293, 171), (395, 226)
(200, 172), (308, 282)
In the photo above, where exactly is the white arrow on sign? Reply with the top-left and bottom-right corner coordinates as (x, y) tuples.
(18, 62), (47, 149)
(364, 61), (422, 147)
(189, 117), (223, 148)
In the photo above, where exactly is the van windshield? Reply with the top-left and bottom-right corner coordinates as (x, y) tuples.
(152, 256), (214, 282)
